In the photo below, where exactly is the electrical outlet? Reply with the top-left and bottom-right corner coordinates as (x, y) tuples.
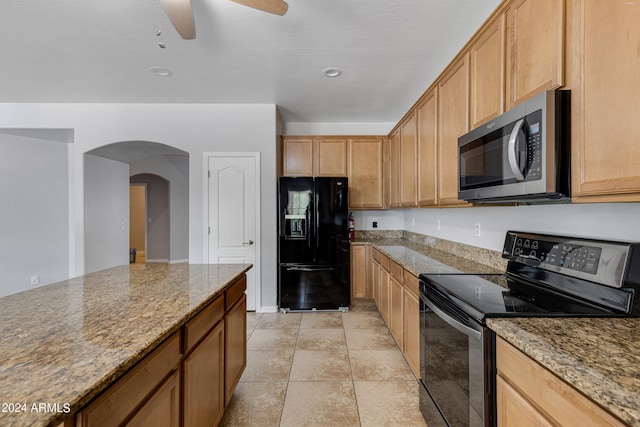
(30, 275), (39, 286)
(411, 217), (415, 226)
(475, 223), (481, 237)
(372, 217), (378, 228)
(436, 220), (441, 230)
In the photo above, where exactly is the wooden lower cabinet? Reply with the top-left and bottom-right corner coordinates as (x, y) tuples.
(225, 293), (247, 406)
(183, 321), (225, 427)
(496, 337), (624, 427)
(76, 334), (181, 427)
(76, 275), (247, 427)
(402, 273), (420, 378)
(366, 248), (421, 378)
(127, 370), (180, 427)
(388, 275), (404, 349)
(350, 244), (367, 299)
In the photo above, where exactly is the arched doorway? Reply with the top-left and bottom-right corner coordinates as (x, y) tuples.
(84, 141), (188, 273)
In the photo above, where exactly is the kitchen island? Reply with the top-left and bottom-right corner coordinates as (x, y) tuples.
(0, 263), (251, 427)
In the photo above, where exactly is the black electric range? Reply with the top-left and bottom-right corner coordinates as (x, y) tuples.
(418, 231), (640, 427)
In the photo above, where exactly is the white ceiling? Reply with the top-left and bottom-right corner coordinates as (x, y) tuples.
(0, 0), (501, 123)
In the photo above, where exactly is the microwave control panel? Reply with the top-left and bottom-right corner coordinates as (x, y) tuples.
(523, 109), (543, 181)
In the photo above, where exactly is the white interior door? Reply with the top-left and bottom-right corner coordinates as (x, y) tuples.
(207, 153), (260, 311)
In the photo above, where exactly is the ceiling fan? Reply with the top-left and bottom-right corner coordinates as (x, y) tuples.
(160, 0), (289, 40)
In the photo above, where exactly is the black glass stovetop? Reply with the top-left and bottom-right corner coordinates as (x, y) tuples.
(419, 273), (631, 325)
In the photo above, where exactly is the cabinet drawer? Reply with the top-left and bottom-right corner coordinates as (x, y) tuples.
(184, 297), (224, 352)
(379, 253), (390, 271)
(226, 275), (247, 311)
(403, 271), (419, 298)
(372, 248), (381, 263)
(389, 261), (403, 283)
(77, 333), (181, 427)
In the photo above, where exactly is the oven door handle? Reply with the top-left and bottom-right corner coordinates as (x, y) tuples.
(423, 297), (482, 341)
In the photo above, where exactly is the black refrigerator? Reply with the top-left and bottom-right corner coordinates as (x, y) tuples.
(278, 177), (350, 312)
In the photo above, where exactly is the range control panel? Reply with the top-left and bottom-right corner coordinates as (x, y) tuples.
(502, 231), (636, 289)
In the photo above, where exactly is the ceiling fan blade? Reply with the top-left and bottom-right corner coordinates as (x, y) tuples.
(160, 0), (196, 40)
(230, 0), (288, 16)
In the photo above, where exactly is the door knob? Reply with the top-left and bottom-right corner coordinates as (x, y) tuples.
(243, 240), (254, 246)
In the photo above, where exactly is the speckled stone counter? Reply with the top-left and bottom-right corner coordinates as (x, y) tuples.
(488, 317), (640, 426)
(352, 235), (503, 276)
(0, 263), (252, 427)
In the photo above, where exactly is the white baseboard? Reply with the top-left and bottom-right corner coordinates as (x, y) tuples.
(146, 259), (169, 263)
(257, 305), (279, 313)
(169, 259), (189, 264)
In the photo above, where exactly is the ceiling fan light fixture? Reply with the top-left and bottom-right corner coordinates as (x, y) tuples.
(322, 67), (342, 78)
(150, 67), (173, 77)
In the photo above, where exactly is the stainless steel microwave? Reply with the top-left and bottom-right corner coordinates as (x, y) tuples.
(458, 90), (570, 204)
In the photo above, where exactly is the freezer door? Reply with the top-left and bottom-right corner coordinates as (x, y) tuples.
(279, 264), (350, 311)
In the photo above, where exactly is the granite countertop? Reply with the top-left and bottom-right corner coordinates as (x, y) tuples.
(0, 263), (252, 427)
(488, 317), (640, 426)
(352, 237), (503, 276)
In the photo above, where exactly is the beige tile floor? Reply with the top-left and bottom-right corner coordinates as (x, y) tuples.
(220, 299), (428, 427)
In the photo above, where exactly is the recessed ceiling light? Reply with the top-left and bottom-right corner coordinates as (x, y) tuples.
(322, 67), (342, 78)
(150, 67), (173, 77)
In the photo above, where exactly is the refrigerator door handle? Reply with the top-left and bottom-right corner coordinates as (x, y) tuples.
(315, 192), (320, 249)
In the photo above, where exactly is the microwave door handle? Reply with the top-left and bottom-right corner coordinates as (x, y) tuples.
(508, 118), (526, 181)
(423, 297), (482, 341)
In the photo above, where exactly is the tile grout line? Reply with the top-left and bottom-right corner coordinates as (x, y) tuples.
(278, 313), (301, 427)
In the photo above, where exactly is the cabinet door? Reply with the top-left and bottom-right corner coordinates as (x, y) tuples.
(571, 0), (640, 201)
(388, 130), (402, 208)
(315, 139), (348, 176)
(496, 376), (553, 427)
(400, 113), (418, 207)
(183, 321), (225, 427)
(506, 0), (565, 108)
(389, 275), (404, 349)
(348, 138), (385, 208)
(416, 90), (438, 206)
(470, 14), (506, 128)
(282, 138), (313, 176)
(350, 244), (367, 299)
(127, 370), (180, 427)
(402, 288), (420, 378)
(225, 294), (247, 405)
(438, 54), (470, 206)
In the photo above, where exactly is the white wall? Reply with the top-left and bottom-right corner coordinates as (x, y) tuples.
(355, 203), (640, 251)
(0, 103), (279, 310)
(0, 133), (70, 297)
(285, 122), (395, 135)
(84, 154), (130, 273)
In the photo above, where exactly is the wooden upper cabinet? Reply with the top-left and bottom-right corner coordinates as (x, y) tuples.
(470, 13), (506, 128)
(388, 129), (402, 208)
(348, 137), (385, 209)
(282, 138), (313, 176)
(506, 0), (565, 108)
(400, 113), (418, 207)
(315, 138), (348, 176)
(281, 137), (348, 177)
(438, 54), (470, 206)
(416, 89), (438, 206)
(571, 0), (640, 201)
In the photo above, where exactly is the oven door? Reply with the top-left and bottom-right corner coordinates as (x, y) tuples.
(419, 286), (494, 427)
